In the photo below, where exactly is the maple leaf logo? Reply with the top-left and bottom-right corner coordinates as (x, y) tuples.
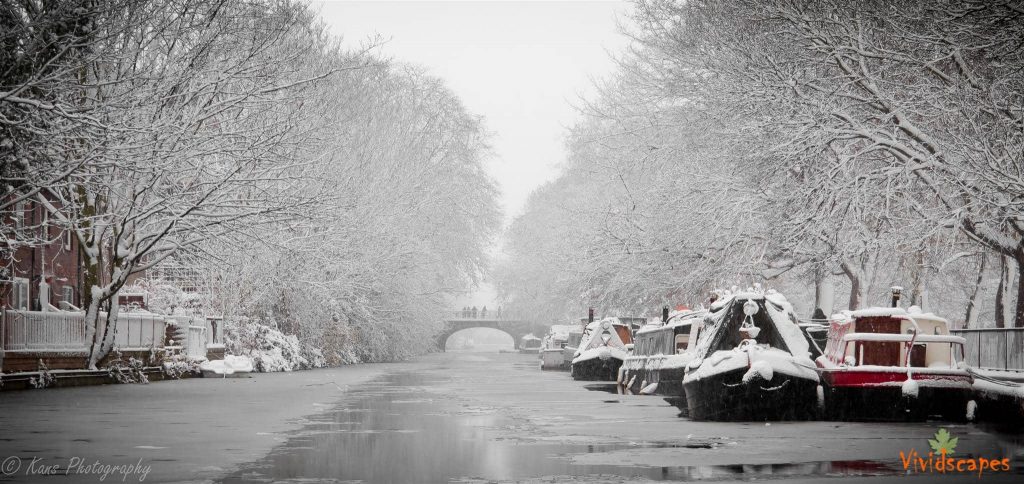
(928, 428), (958, 455)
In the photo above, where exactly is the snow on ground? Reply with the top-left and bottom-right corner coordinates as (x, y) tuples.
(199, 354), (255, 376)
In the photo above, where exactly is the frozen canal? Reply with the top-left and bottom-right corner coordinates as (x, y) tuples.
(2, 352), (1023, 483)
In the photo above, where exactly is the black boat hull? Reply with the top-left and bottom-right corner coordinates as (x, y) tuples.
(822, 385), (973, 422)
(683, 366), (819, 421)
(572, 357), (623, 381)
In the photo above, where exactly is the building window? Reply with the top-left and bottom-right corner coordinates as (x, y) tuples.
(63, 229), (72, 251)
(11, 277), (29, 310)
(14, 200), (26, 229)
(62, 286), (74, 308)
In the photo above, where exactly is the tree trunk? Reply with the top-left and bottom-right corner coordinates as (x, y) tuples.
(847, 274), (862, 310)
(909, 249), (927, 310)
(963, 255), (986, 329)
(840, 260), (864, 310)
(1016, 254), (1024, 328)
(813, 267), (834, 319)
(913, 248), (929, 304)
(995, 255), (1014, 329)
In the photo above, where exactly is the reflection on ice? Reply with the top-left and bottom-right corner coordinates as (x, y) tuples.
(221, 367), (911, 483)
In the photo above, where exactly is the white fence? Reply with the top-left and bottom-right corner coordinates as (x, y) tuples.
(2, 310), (167, 352)
(165, 315), (222, 360)
(3, 310), (89, 351)
(951, 328), (1024, 371)
(113, 313), (168, 350)
(186, 326), (207, 360)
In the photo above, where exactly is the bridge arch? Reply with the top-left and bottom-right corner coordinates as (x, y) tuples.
(437, 318), (537, 351)
(441, 327), (516, 351)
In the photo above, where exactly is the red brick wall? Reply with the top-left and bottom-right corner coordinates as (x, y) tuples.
(1, 195), (80, 311)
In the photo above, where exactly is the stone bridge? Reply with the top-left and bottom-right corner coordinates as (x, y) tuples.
(437, 316), (540, 350)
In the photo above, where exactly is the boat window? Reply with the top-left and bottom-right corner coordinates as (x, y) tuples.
(909, 344), (926, 367)
(675, 334), (688, 353)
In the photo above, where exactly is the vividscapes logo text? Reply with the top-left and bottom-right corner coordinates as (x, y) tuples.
(899, 428), (1010, 478)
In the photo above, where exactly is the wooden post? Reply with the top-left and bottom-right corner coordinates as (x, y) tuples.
(890, 286), (902, 308)
(588, 308), (594, 324)
(662, 307), (669, 323)
(0, 309), (5, 372)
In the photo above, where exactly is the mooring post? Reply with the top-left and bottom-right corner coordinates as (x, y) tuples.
(662, 306), (669, 323)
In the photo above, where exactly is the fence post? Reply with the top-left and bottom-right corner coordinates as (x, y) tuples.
(1, 310), (5, 371)
(978, 331), (984, 368)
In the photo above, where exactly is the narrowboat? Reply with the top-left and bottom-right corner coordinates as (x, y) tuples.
(519, 333), (543, 354)
(816, 307), (974, 421)
(540, 324), (573, 370)
(682, 290), (820, 421)
(571, 317), (633, 381)
(619, 308), (705, 406)
(562, 324), (586, 369)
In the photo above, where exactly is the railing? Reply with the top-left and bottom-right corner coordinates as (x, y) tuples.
(2, 309), (167, 352)
(3, 309), (88, 351)
(451, 311), (507, 321)
(952, 328), (1024, 371)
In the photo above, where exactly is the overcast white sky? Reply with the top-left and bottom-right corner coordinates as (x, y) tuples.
(311, 0), (633, 224)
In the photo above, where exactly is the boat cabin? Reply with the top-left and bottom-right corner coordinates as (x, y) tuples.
(821, 308), (965, 370)
(633, 312), (703, 357)
(577, 318), (633, 352)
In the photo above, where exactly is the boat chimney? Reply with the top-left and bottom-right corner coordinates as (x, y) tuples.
(662, 306), (669, 323)
(890, 286), (903, 308)
(588, 307), (594, 324)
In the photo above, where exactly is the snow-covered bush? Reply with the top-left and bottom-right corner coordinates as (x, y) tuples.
(225, 317), (326, 372)
(105, 350), (149, 384)
(120, 278), (206, 316)
(30, 360), (55, 389)
(162, 359), (202, 379)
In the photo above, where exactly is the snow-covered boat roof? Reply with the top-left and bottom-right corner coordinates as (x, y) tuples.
(635, 312), (705, 336)
(588, 317), (628, 328)
(709, 288), (790, 311)
(545, 324), (574, 339)
(693, 289), (809, 359)
(575, 317), (631, 353)
(831, 306), (950, 326)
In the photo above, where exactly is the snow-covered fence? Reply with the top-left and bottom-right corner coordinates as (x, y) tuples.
(2, 309), (89, 351)
(186, 325), (207, 360)
(2, 310), (168, 352)
(952, 328), (1024, 372)
(112, 313), (168, 350)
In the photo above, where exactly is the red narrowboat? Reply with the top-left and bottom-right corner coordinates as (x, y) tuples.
(816, 307), (973, 421)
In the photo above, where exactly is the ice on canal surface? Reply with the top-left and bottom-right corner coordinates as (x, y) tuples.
(1, 352), (1021, 483)
(220, 353), (1024, 483)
